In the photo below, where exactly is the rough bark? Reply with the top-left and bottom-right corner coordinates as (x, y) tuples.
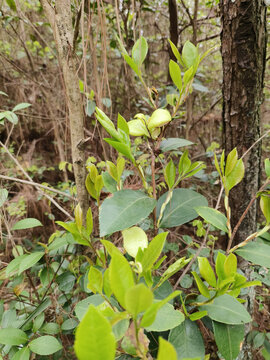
(41, 0), (89, 222)
(168, 0), (179, 61)
(220, 0), (267, 244)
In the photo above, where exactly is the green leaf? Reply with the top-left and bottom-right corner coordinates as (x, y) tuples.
(178, 150), (191, 176)
(11, 347), (30, 360)
(213, 322), (244, 360)
(99, 190), (156, 236)
(29, 335), (62, 355)
(192, 271), (210, 298)
(61, 318), (78, 331)
(169, 319), (205, 359)
(148, 109), (172, 130)
(125, 283), (153, 316)
(265, 158), (270, 178)
(199, 294), (251, 324)
(117, 113), (129, 138)
(225, 159), (245, 192)
(12, 103), (31, 112)
(260, 195), (270, 223)
(235, 242), (270, 268)
(41, 322), (60, 335)
(6, 0), (16, 11)
(104, 138), (134, 162)
(0, 188), (8, 207)
(169, 60), (182, 91)
(225, 148), (238, 177)
(159, 257), (190, 286)
(145, 302), (185, 332)
(123, 54), (140, 76)
(141, 291), (181, 328)
(18, 252), (44, 275)
(75, 295), (104, 321)
(195, 207), (228, 233)
(12, 218), (43, 230)
(189, 311), (208, 321)
(168, 39), (183, 65)
(157, 189), (208, 228)
(132, 36), (148, 67)
(164, 159), (176, 189)
(224, 253), (237, 278)
(0, 328), (27, 345)
(215, 252), (227, 281)
(160, 138), (193, 152)
(86, 207), (93, 236)
(198, 257), (216, 287)
(95, 108), (122, 142)
(157, 337), (177, 360)
(182, 41), (199, 68)
(141, 232), (167, 272)
(109, 251), (134, 309)
(102, 171), (117, 193)
(128, 119), (149, 137)
(122, 226), (148, 258)
(74, 204), (83, 231)
(74, 305), (116, 360)
(88, 267), (103, 294)
(183, 66), (194, 87)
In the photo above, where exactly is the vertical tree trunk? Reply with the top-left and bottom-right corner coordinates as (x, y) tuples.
(168, 0), (178, 61)
(41, 0), (89, 221)
(220, 0), (267, 244)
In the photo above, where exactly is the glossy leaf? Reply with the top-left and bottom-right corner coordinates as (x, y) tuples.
(157, 189), (207, 228)
(157, 337), (177, 360)
(125, 283), (153, 316)
(99, 190), (156, 236)
(265, 158), (270, 178)
(0, 328), (27, 345)
(132, 37), (148, 67)
(123, 54), (140, 76)
(18, 252), (44, 275)
(192, 271), (210, 298)
(88, 267), (103, 294)
(95, 108), (122, 142)
(215, 252), (227, 281)
(109, 251), (134, 309)
(225, 148), (238, 177)
(235, 242), (270, 268)
(225, 159), (245, 192)
(128, 119), (149, 137)
(122, 226), (148, 258)
(213, 322), (244, 360)
(195, 207), (228, 233)
(29, 335), (62, 355)
(224, 253), (237, 278)
(160, 138), (193, 152)
(199, 294), (251, 324)
(12, 218), (43, 230)
(75, 295), (104, 321)
(260, 195), (270, 223)
(141, 232), (167, 272)
(198, 257), (216, 287)
(169, 60), (182, 91)
(164, 159), (176, 189)
(13, 103), (31, 112)
(168, 39), (183, 65)
(148, 109), (171, 130)
(11, 347), (30, 360)
(145, 302), (185, 332)
(141, 290), (181, 328)
(104, 138), (134, 162)
(182, 41), (199, 68)
(169, 319), (205, 359)
(74, 305), (116, 360)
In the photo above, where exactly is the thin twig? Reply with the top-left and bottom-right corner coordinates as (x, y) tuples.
(0, 174), (75, 200)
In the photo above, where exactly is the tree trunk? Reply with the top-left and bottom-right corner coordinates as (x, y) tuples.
(168, 0), (178, 61)
(220, 0), (267, 244)
(41, 0), (89, 222)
